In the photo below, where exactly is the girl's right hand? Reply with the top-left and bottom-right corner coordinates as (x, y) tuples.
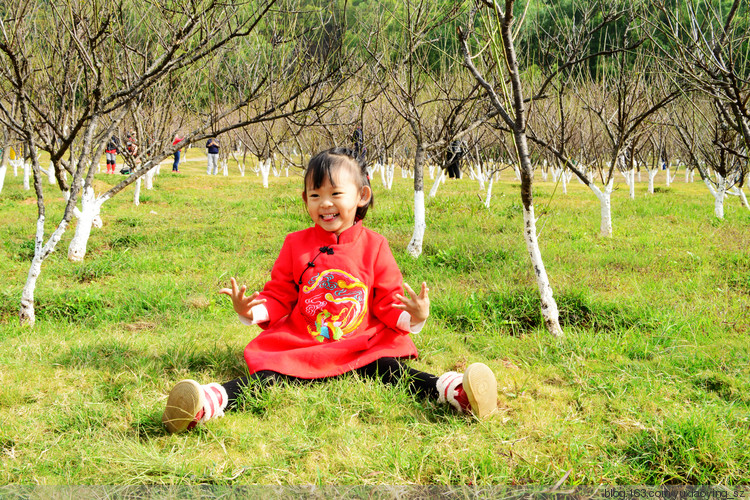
(218, 277), (266, 321)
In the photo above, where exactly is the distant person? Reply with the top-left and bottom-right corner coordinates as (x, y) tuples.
(172, 134), (183, 173)
(206, 137), (220, 175)
(161, 147), (498, 433)
(352, 125), (365, 160)
(105, 136), (120, 174)
(122, 130), (139, 174)
(446, 140), (463, 179)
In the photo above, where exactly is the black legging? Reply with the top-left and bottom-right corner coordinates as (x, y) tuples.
(222, 357), (439, 411)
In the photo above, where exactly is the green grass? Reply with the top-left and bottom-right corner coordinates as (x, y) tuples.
(0, 152), (749, 485)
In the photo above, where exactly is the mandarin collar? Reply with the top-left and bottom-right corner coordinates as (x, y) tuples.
(313, 221), (363, 246)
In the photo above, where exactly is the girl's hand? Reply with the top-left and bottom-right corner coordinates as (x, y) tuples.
(393, 281), (430, 326)
(219, 277), (266, 321)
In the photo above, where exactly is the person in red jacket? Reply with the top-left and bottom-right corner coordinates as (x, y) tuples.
(172, 134), (183, 172)
(162, 147), (498, 433)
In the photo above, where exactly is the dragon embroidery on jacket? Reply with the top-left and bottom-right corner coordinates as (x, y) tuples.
(300, 269), (368, 342)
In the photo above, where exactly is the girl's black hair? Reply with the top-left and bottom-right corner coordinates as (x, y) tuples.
(304, 147), (373, 221)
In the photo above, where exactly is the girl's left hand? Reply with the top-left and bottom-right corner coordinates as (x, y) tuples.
(393, 281), (430, 326)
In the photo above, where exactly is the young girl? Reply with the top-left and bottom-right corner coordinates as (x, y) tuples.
(162, 147), (498, 433)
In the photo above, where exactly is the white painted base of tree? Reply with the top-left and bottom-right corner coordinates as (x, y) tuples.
(23, 162), (30, 190)
(648, 168), (658, 194)
(0, 164), (5, 193)
(134, 178), (141, 206)
(591, 178), (614, 236)
(10, 158), (21, 176)
(145, 167), (156, 189)
(428, 169), (444, 198)
(68, 187), (107, 262)
(260, 158), (271, 188)
(21, 215), (70, 326)
(406, 190), (426, 258)
(703, 174), (728, 219)
(484, 176), (494, 208)
(522, 205), (563, 337)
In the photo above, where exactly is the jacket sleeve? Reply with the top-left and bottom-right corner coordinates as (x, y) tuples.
(370, 237), (409, 333)
(256, 235), (298, 328)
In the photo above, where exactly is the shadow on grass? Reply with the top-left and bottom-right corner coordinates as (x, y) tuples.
(52, 341), (247, 381)
(432, 288), (657, 336)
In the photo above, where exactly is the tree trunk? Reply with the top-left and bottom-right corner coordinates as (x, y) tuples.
(145, 166), (155, 189)
(134, 177), (141, 206)
(406, 145), (426, 258)
(0, 155), (6, 193)
(738, 188), (750, 210)
(591, 179), (614, 237)
(260, 158), (271, 188)
(629, 169), (635, 200)
(517, 135), (563, 337)
(648, 168), (657, 194)
(20, 216), (70, 326)
(428, 168), (444, 197)
(484, 175), (494, 208)
(68, 187), (106, 262)
(23, 161), (30, 190)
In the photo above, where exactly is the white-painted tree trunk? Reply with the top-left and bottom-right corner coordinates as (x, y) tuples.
(47, 162), (55, 184)
(522, 203), (562, 337)
(591, 178), (614, 237)
(738, 187), (750, 210)
(484, 175), (494, 209)
(133, 178), (141, 206)
(513, 163), (521, 181)
(628, 169), (635, 200)
(68, 187), (107, 261)
(260, 158), (271, 188)
(11, 158), (20, 176)
(561, 167), (568, 194)
(222, 159), (228, 176)
(145, 166), (156, 189)
(406, 190), (426, 258)
(665, 167), (672, 187)
(428, 169), (444, 198)
(380, 164), (394, 190)
(0, 163), (6, 193)
(23, 161), (30, 190)
(702, 173), (728, 219)
(648, 168), (658, 194)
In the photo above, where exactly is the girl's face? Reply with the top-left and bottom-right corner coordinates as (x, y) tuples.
(303, 162), (371, 236)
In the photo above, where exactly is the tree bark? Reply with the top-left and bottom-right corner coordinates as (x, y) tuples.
(406, 144), (426, 258)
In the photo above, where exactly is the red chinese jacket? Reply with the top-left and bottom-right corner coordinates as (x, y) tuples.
(243, 222), (418, 378)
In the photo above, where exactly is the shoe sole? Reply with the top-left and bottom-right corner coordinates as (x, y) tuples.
(162, 379), (203, 433)
(463, 363), (498, 419)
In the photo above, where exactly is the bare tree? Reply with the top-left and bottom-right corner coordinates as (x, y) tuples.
(368, 0), (494, 257)
(651, 0), (750, 217)
(0, 0), (353, 326)
(458, 0), (563, 337)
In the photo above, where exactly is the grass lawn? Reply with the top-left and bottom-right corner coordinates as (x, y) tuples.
(0, 150), (748, 485)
